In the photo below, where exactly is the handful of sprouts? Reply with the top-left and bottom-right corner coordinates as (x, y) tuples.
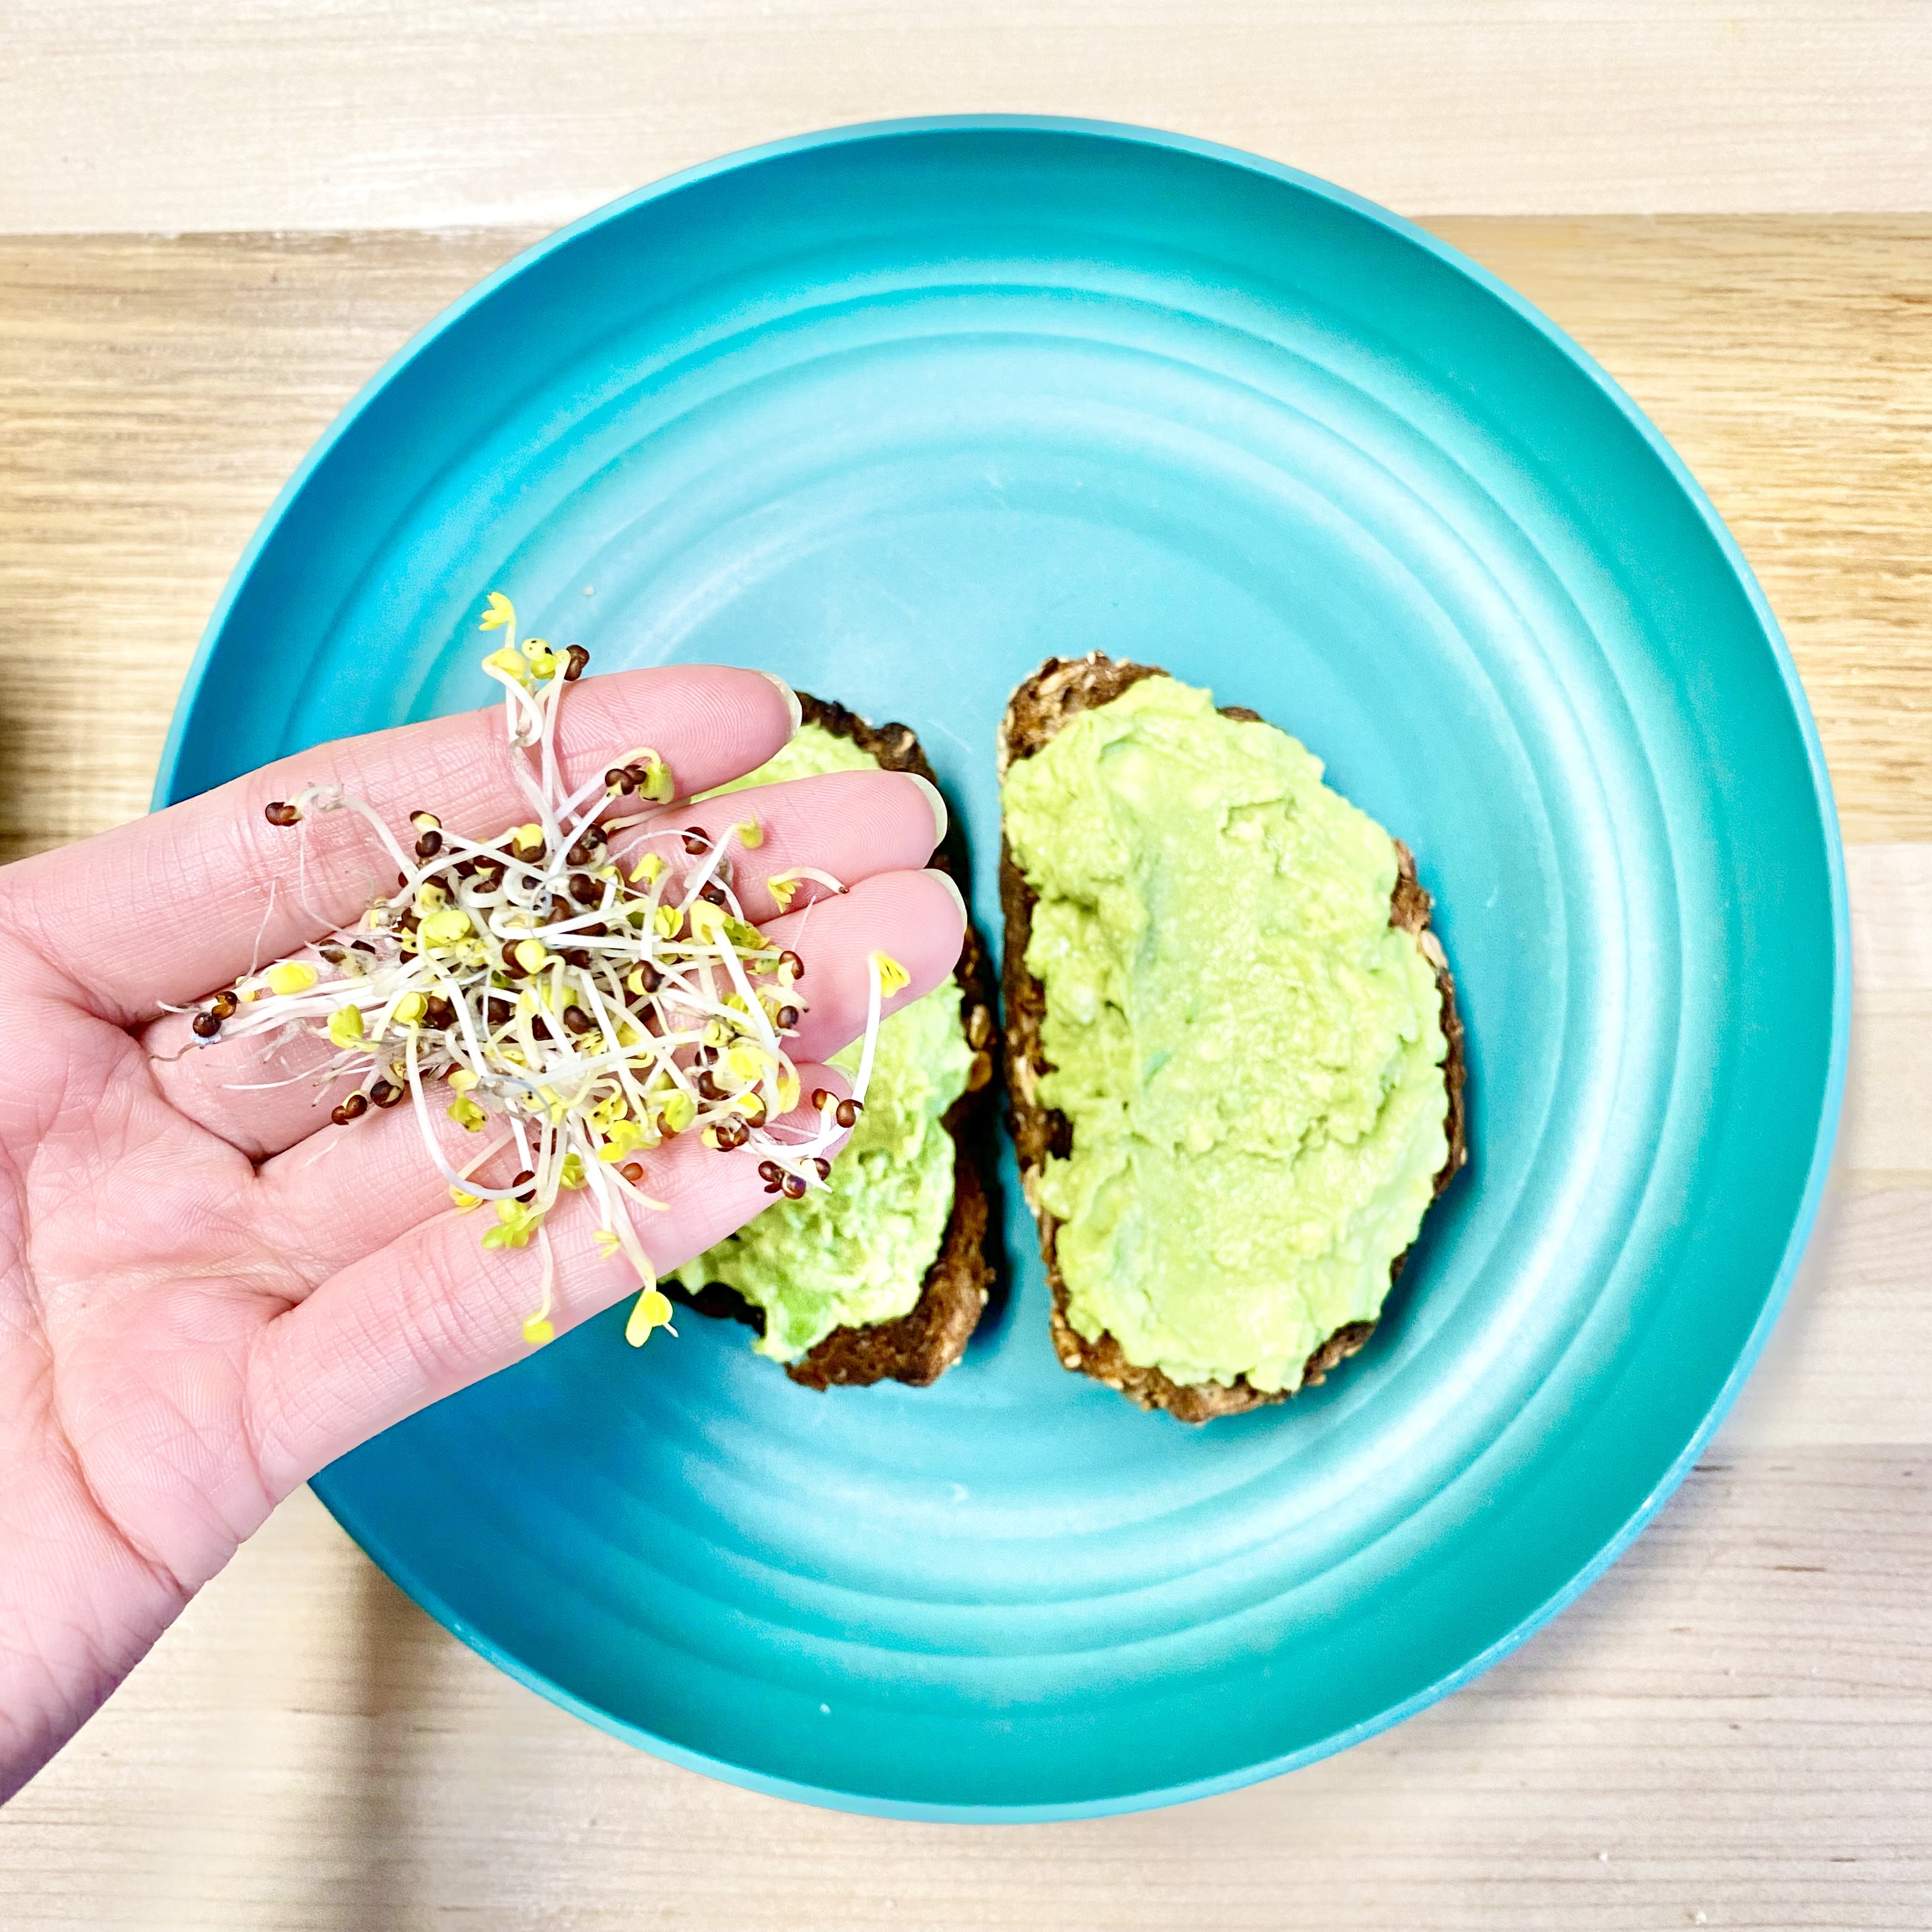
(189, 594), (900, 1351)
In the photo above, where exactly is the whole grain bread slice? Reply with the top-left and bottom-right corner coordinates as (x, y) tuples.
(667, 693), (1000, 1389)
(999, 654), (1469, 1423)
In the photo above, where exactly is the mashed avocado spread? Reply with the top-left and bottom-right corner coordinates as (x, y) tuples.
(1003, 675), (1448, 1394)
(673, 724), (972, 1361)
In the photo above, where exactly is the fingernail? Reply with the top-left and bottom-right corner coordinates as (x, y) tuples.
(927, 864), (968, 928)
(757, 671), (802, 741)
(904, 772), (948, 847)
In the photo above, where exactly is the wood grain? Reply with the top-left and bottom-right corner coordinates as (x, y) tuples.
(0, 218), (1928, 1927)
(1, 218), (1928, 854)
(1429, 217), (1932, 846)
(1, 1443), (1926, 1932)
(4, 2), (1931, 233)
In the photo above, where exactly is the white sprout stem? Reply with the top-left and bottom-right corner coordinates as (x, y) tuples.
(849, 953), (886, 1105)
(402, 1034), (526, 1202)
(288, 816), (332, 933)
(455, 1131), (516, 1181)
(713, 931), (780, 1058)
(675, 832), (733, 914)
(510, 760), (562, 852)
(248, 876), (280, 977)
(556, 766), (620, 845)
(221, 1070), (336, 1092)
(537, 655), (569, 819)
(484, 657), (548, 748)
(530, 1227), (557, 1327)
(767, 866), (848, 901)
(613, 1213), (656, 1285)
(300, 788), (418, 882)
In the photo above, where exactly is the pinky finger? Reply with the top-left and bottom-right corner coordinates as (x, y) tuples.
(242, 1064), (852, 1495)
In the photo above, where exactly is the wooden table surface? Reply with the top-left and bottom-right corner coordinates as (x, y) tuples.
(1, 20), (1929, 1926)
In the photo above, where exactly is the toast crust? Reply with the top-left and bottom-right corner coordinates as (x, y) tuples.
(668, 694), (999, 1388)
(1000, 654), (1469, 1423)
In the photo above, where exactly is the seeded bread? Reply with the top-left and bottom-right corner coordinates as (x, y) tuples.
(668, 694), (999, 1388)
(999, 654), (1469, 1423)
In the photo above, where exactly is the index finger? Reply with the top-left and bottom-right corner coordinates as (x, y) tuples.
(0, 664), (800, 1024)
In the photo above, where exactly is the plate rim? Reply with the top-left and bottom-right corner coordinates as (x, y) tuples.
(164, 114), (1852, 1822)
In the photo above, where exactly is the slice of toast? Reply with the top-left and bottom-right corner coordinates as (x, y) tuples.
(668, 694), (1000, 1389)
(999, 654), (1469, 1423)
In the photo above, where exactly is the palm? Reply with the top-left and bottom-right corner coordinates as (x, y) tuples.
(0, 665), (960, 1801)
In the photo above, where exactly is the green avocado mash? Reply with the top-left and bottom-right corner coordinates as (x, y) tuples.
(673, 723), (972, 1361)
(1002, 675), (1448, 1394)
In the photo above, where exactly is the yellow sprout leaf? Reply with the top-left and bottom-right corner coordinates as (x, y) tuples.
(447, 1096), (487, 1132)
(393, 990), (428, 1025)
(734, 816), (763, 850)
(776, 1071), (800, 1114)
(629, 850), (667, 885)
(510, 822), (545, 857)
(631, 750), (673, 802)
(624, 1288), (675, 1347)
(873, 951), (911, 997)
(327, 1004), (365, 1048)
(594, 1229), (622, 1260)
(420, 907), (472, 948)
(767, 877), (799, 912)
(688, 900), (726, 944)
(483, 645), (529, 681)
(512, 938), (549, 974)
(448, 1067), (479, 1092)
(479, 590), (515, 631)
(657, 1089), (696, 1135)
(266, 961), (319, 997)
(652, 903), (682, 938)
(725, 1043), (769, 1083)
(449, 1187), (481, 1211)
(560, 1152), (586, 1190)
(598, 1119), (647, 1162)
(521, 1315), (555, 1346)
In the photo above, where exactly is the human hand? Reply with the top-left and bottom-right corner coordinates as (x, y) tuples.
(0, 666), (962, 1800)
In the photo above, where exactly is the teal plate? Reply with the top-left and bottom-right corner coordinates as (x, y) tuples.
(157, 119), (1848, 1820)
